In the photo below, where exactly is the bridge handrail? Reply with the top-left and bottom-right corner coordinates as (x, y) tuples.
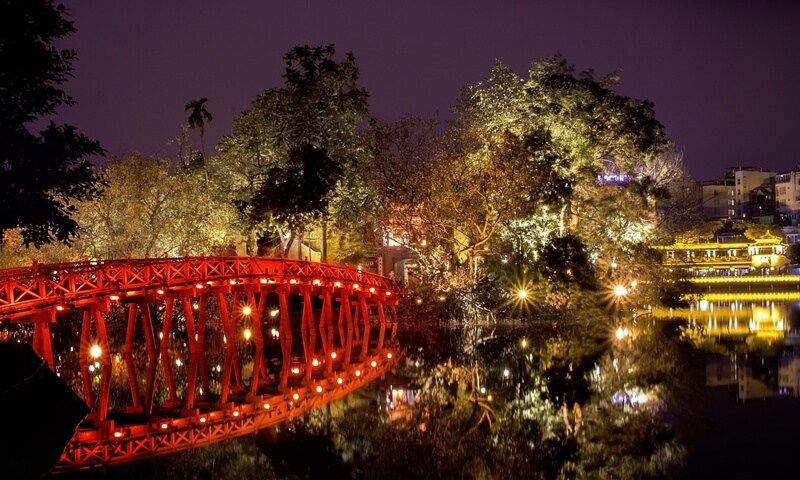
(0, 256), (400, 321)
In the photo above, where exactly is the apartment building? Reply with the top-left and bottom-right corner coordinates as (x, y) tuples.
(775, 170), (800, 225)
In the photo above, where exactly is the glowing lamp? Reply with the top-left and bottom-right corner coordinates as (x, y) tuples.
(316, 386), (323, 393)
(243, 329), (252, 340)
(156, 289), (165, 295)
(331, 352), (337, 359)
(386, 352), (393, 359)
(89, 344), (102, 359)
(517, 289), (528, 299)
(242, 305), (252, 316)
(355, 369), (362, 377)
(263, 403), (270, 410)
(292, 393), (299, 400)
(312, 358), (319, 367)
(337, 377), (343, 384)
(371, 361), (377, 367)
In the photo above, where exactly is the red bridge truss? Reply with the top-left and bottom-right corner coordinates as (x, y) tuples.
(0, 256), (402, 473)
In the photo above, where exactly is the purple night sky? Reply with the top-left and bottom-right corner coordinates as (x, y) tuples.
(56, 1), (800, 181)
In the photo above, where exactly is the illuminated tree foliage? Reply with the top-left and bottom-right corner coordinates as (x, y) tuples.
(215, 44), (368, 257)
(0, 0), (104, 246)
(74, 153), (237, 259)
(383, 54), (674, 301)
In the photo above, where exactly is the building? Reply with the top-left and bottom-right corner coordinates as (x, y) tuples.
(701, 167), (775, 221)
(657, 236), (790, 276)
(701, 178), (735, 219)
(775, 170), (800, 225)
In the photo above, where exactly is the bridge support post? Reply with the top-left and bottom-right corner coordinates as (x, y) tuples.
(247, 291), (267, 399)
(159, 297), (180, 407)
(79, 306), (112, 425)
(124, 303), (143, 413)
(358, 294), (371, 362)
(31, 309), (55, 368)
(278, 287), (293, 391)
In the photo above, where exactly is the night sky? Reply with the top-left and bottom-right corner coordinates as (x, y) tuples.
(55, 0), (800, 181)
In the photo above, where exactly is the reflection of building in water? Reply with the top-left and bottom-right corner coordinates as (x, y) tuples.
(654, 299), (800, 400)
(653, 300), (790, 344)
(706, 353), (776, 401)
(778, 332), (800, 397)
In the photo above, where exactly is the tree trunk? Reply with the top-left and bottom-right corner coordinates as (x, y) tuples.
(321, 220), (328, 263)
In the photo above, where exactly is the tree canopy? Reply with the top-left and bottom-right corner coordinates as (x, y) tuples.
(215, 45), (369, 256)
(0, 0), (104, 246)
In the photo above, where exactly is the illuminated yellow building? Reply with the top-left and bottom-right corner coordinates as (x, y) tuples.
(656, 237), (789, 276)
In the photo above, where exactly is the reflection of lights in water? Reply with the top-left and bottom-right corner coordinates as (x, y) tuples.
(698, 299), (709, 311)
(616, 327), (630, 340)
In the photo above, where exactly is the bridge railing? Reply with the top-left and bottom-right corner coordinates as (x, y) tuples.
(0, 256), (400, 321)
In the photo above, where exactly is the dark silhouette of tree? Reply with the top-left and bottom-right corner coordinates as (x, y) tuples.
(0, 0), (104, 246)
(185, 97), (212, 155)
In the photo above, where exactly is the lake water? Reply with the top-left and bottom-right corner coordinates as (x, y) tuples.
(35, 295), (800, 478)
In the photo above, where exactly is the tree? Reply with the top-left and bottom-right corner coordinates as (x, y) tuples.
(390, 55), (670, 300)
(185, 97), (212, 155)
(0, 0), (104, 246)
(74, 153), (238, 259)
(215, 45), (368, 259)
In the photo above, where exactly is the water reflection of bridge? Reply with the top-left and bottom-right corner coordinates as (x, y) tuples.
(0, 257), (401, 473)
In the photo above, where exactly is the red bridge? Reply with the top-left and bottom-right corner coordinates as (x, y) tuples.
(0, 256), (402, 473)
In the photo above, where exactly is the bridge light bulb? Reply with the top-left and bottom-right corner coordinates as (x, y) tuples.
(243, 329), (252, 340)
(242, 305), (252, 316)
(89, 344), (102, 358)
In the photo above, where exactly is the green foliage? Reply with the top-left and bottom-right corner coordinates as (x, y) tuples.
(0, 0), (104, 246)
(185, 97), (212, 151)
(74, 153), (238, 258)
(537, 234), (597, 290)
(216, 44), (369, 252)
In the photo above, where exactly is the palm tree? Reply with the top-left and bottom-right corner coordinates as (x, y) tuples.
(185, 98), (213, 155)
